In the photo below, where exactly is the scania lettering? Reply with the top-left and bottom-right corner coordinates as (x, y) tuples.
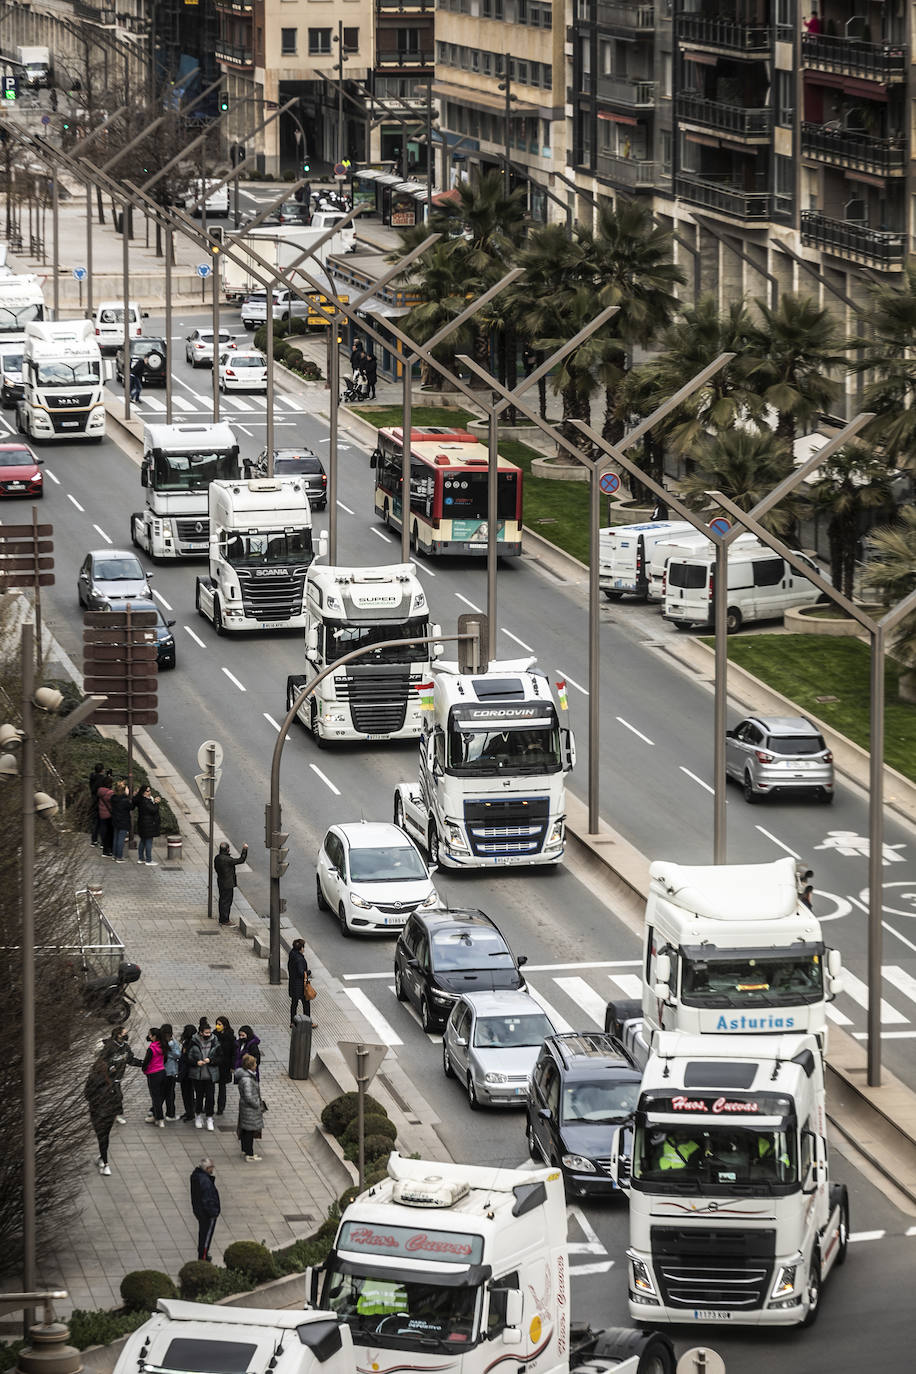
(393, 658), (574, 869)
(287, 562), (432, 743)
(618, 1031), (848, 1327)
(131, 423), (240, 559)
(17, 320), (105, 442)
(196, 477), (327, 633)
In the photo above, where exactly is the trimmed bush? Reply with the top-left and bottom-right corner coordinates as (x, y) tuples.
(289, 316), (309, 336)
(314, 1217), (339, 1245)
(299, 359), (322, 381)
(285, 348), (305, 372)
(64, 737), (180, 834)
(253, 325), (268, 352)
(66, 1309), (152, 1350)
(273, 340), (290, 363)
(345, 1135), (394, 1166)
(222, 1240), (277, 1284)
(342, 1113), (396, 1148)
(189, 1268), (255, 1303)
(321, 1092), (386, 1137)
(277, 1235), (334, 1273)
(179, 1260), (224, 1300)
(119, 1270), (177, 1311)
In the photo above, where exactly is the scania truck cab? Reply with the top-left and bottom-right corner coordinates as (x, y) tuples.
(17, 320), (105, 442)
(131, 423), (240, 559)
(287, 562), (432, 742)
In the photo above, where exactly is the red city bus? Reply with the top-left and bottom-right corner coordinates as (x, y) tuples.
(370, 427), (523, 557)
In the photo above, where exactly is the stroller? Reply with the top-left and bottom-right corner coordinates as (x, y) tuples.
(341, 370), (370, 404)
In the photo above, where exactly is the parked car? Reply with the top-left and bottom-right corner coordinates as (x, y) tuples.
(77, 549), (151, 609)
(243, 446), (327, 509)
(185, 328), (236, 368)
(240, 291), (281, 331)
(254, 200), (311, 226)
(725, 714), (834, 804)
(94, 300), (145, 354)
(316, 821), (438, 936)
(0, 346), (24, 408)
(662, 544), (825, 633)
(526, 1032), (641, 1197)
(218, 349), (267, 393)
(116, 337), (168, 387)
(0, 442), (42, 498)
(394, 908), (527, 1033)
(105, 597), (176, 669)
(442, 990), (555, 1109)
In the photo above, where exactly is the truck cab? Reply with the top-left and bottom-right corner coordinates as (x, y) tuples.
(132, 423), (240, 559)
(17, 320), (105, 442)
(0, 275), (45, 345)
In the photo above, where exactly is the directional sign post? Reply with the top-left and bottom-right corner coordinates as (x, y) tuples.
(338, 1041), (388, 1188)
(197, 740), (223, 920)
(73, 265), (87, 308)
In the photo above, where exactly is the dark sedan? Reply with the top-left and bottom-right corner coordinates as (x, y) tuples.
(116, 337), (169, 386)
(394, 908), (527, 1033)
(243, 446), (327, 510)
(106, 597), (176, 669)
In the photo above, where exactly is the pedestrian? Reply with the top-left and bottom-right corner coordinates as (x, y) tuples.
(287, 937), (313, 1025)
(801, 885), (815, 911)
(142, 1026), (169, 1126)
(214, 1015), (235, 1116)
(96, 772), (114, 857)
(350, 339), (364, 374)
(101, 1026), (142, 1124)
(109, 780), (131, 862)
(214, 839), (248, 926)
(132, 783), (161, 865)
(88, 762), (106, 845)
(129, 352), (145, 403)
(161, 1022), (180, 1120)
(85, 1053), (120, 1176)
(235, 1053), (265, 1162)
(189, 1018), (222, 1130)
(362, 347), (378, 400)
(189, 1157), (221, 1261)
(804, 3), (822, 35)
(177, 1022), (197, 1122)
(234, 1024), (261, 1079)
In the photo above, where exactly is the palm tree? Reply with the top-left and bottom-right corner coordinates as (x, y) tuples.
(849, 264), (916, 468)
(861, 505), (916, 696)
(805, 445), (896, 599)
(680, 428), (798, 536)
(400, 242), (478, 390)
(745, 294), (847, 443)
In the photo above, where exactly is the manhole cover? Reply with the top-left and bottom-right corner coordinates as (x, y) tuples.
(284, 1214), (315, 1225)
(209, 964), (233, 970)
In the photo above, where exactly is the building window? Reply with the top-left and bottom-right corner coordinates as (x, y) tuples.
(308, 28), (331, 55)
(661, 52), (672, 99)
(775, 71), (793, 126)
(481, 51), (493, 75)
(397, 27), (420, 53)
(775, 154), (794, 213)
(281, 28), (297, 55)
(482, 0), (505, 16)
(599, 41), (612, 77)
(343, 27), (359, 53)
(661, 129), (672, 173)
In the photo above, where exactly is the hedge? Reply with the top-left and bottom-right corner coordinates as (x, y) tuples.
(120, 1270), (177, 1311)
(65, 735), (180, 835)
(222, 1241), (277, 1284)
(342, 1113), (396, 1148)
(321, 1092), (386, 1137)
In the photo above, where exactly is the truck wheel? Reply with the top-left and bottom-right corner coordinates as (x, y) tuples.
(212, 598), (225, 636)
(394, 963), (406, 1001)
(427, 825), (440, 867)
(592, 1329), (675, 1374)
(310, 698), (326, 748)
(726, 606), (743, 633)
(315, 875), (328, 912)
(394, 795), (405, 830)
(802, 1247), (821, 1328)
(442, 1040), (455, 1079)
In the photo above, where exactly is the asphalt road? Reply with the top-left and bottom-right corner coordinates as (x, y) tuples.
(9, 306), (916, 1367)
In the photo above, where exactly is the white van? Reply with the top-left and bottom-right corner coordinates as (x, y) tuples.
(599, 520), (693, 600)
(662, 544), (824, 633)
(648, 529), (762, 602)
(94, 301), (144, 354)
(185, 179), (230, 218)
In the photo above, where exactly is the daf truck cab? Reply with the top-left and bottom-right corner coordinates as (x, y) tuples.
(287, 562), (433, 743)
(131, 423), (240, 559)
(17, 320), (105, 442)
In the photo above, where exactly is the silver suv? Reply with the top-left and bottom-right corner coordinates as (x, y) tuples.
(725, 715), (834, 804)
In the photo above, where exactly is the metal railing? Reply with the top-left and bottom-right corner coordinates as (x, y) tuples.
(73, 886), (125, 979)
(674, 14), (771, 52)
(676, 93), (770, 137)
(597, 75), (656, 107)
(214, 41), (254, 67)
(801, 32), (906, 82)
(376, 49), (435, 67)
(675, 173), (773, 220)
(597, 153), (657, 188)
(800, 210), (906, 269)
(801, 122), (906, 175)
(597, 1), (656, 29)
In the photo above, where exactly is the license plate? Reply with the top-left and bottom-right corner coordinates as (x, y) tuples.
(693, 1310), (732, 1321)
(615, 578), (626, 588)
(7, 481), (24, 489)
(259, 621), (286, 630)
(514, 1086), (526, 1096)
(366, 733), (389, 740)
(494, 856), (515, 865)
(383, 916), (405, 926)
(669, 606), (682, 617)
(60, 420), (79, 428)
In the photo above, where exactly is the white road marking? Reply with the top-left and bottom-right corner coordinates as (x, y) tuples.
(309, 763), (340, 796)
(883, 965), (916, 1008)
(849, 1230), (886, 1243)
(755, 825), (801, 859)
(263, 713), (281, 732)
(172, 396), (196, 412)
(342, 987), (402, 1046)
(570, 1261), (614, 1276)
(67, 494), (85, 512)
(221, 666), (247, 692)
(554, 977), (606, 1027)
(152, 588), (173, 611)
(826, 1004), (853, 1027)
(853, 1030), (916, 1040)
(183, 625), (206, 648)
(523, 960), (642, 973)
(92, 524), (112, 544)
(616, 716), (654, 746)
(839, 970), (907, 1024)
(455, 592), (482, 612)
(556, 669), (588, 695)
(568, 1207), (604, 1250)
(526, 982), (573, 1033)
(45, 469), (60, 485)
(277, 395), (299, 411)
(337, 500), (354, 514)
(142, 395), (166, 412)
(609, 972), (642, 999)
(501, 627), (533, 652)
(237, 425), (254, 437)
(371, 528), (392, 542)
(885, 921), (916, 956)
(0, 418), (12, 433)
(222, 395), (254, 411)
(680, 766), (714, 795)
(906, 1226), (916, 1236)
(415, 562), (435, 576)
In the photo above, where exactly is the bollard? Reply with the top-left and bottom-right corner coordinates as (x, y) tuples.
(166, 835), (182, 863)
(289, 1014), (313, 1080)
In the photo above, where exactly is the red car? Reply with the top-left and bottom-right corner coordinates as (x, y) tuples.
(0, 443), (43, 498)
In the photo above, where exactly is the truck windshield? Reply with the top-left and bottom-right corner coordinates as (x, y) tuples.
(633, 1123), (797, 1191)
(152, 451), (239, 491)
(325, 616), (430, 665)
(322, 1269), (479, 1351)
(447, 724), (562, 775)
(36, 360), (101, 385)
(681, 952), (825, 1007)
(225, 529), (313, 566)
(0, 304), (42, 334)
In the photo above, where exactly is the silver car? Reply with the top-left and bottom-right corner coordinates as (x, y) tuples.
(725, 715), (834, 804)
(77, 549), (152, 609)
(442, 990), (555, 1110)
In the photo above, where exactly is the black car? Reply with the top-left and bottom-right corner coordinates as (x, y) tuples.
(525, 1032), (641, 1197)
(243, 446), (327, 509)
(253, 200), (311, 227)
(394, 908), (527, 1033)
(106, 597), (176, 669)
(116, 337), (169, 386)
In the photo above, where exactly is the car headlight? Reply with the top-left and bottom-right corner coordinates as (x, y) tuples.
(561, 1153), (596, 1172)
(484, 1071), (508, 1084)
(431, 988), (454, 1003)
(419, 892), (439, 909)
(349, 893), (372, 909)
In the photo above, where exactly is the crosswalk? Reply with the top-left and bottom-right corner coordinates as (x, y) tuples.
(128, 392), (305, 418)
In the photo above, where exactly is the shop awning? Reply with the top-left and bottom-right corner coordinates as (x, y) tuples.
(358, 298), (412, 320)
(598, 111), (639, 125)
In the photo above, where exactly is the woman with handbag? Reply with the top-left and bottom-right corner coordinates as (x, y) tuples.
(235, 1052), (265, 1162)
(287, 938), (315, 1025)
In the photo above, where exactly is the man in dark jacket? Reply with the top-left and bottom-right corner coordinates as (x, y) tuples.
(214, 840), (248, 925)
(362, 348), (378, 400)
(189, 1158), (221, 1261)
(287, 938), (312, 1025)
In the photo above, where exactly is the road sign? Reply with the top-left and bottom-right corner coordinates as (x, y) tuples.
(708, 516), (731, 536)
(41, 114), (50, 126)
(2, 75), (18, 101)
(197, 739), (224, 771)
(338, 1041), (387, 1086)
(196, 262), (212, 279)
(599, 471), (621, 495)
(333, 162), (346, 177)
(195, 769), (222, 801)
(73, 266), (87, 282)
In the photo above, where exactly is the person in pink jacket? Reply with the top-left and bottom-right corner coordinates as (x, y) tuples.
(142, 1027), (169, 1126)
(96, 774), (114, 856)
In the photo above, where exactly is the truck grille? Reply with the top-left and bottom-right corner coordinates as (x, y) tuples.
(463, 797), (550, 858)
(650, 1226), (775, 1311)
(334, 666), (421, 735)
(175, 517), (209, 542)
(50, 398), (93, 433)
(238, 568), (307, 622)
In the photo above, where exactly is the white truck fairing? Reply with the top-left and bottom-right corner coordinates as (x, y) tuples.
(132, 423), (240, 558)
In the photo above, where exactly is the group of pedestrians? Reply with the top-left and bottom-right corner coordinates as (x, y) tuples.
(88, 762), (162, 864)
(348, 340), (378, 400)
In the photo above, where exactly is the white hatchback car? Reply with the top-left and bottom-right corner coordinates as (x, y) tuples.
(316, 821), (439, 937)
(185, 328), (236, 368)
(219, 349), (267, 393)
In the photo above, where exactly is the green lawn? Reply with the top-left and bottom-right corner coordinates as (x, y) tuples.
(707, 634), (916, 781)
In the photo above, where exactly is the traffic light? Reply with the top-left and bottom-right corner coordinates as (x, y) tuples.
(219, 90), (230, 114)
(303, 160), (310, 174)
(270, 832), (290, 879)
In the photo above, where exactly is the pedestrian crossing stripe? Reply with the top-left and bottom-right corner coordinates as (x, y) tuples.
(132, 395), (304, 416)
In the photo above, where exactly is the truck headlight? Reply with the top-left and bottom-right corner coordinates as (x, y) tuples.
(562, 1154), (596, 1172)
(548, 820), (564, 845)
(484, 1072), (508, 1085)
(769, 1265), (797, 1302)
(89, 407), (105, 427)
(628, 1255), (657, 1299)
(225, 606), (243, 618)
(445, 821), (468, 851)
(349, 893), (372, 909)
(323, 709), (346, 723)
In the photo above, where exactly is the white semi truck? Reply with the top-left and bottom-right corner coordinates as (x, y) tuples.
(0, 275), (46, 344)
(286, 562), (432, 743)
(618, 1030), (849, 1327)
(16, 45), (51, 87)
(131, 423), (240, 559)
(605, 857), (844, 1066)
(393, 659), (575, 869)
(196, 477), (327, 633)
(17, 319), (105, 442)
(224, 224), (354, 304)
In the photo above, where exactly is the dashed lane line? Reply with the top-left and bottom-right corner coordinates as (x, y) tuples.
(152, 589), (173, 612)
(754, 825), (801, 860)
(184, 625), (206, 648)
(221, 666), (247, 692)
(309, 763), (340, 796)
(92, 524), (112, 544)
(455, 592), (482, 612)
(371, 528), (392, 542)
(67, 494), (85, 512)
(616, 716), (655, 746)
(337, 500), (355, 515)
(680, 766), (714, 796)
(45, 469), (60, 485)
(501, 627), (533, 652)
(263, 713), (281, 732)
(556, 669), (588, 696)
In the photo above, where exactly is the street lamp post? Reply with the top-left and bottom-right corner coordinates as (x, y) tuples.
(499, 69), (517, 191)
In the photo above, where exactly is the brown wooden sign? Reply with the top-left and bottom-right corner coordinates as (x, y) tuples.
(86, 692), (159, 710)
(0, 573), (55, 587)
(82, 643), (159, 663)
(83, 610), (158, 628)
(83, 628), (160, 646)
(0, 523), (53, 537)
(91, 709), (159, 726)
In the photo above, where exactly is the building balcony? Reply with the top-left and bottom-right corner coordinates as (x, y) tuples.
(597, 1), (655, 33)
(676, 93), (771, 141)
(674, 14), (773, 54)
(800, 210), (905, 269)
(215, 41), (253, 69)
(597, 153), (657, 188)
(213, 0), (253, 13)
(596, 75), (656, 107)
(375, 48), (434, 68)
(377, 0), (433, 7)
(675, 173), (773, 221)
(801, 122), (906, 177)
(801, 32), (906, 83)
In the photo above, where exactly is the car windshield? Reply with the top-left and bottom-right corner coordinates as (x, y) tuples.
(36, 360), (101, 385)
(447, 724), (561, 775)
(0, 448), (33, 465)
(322, 1269), (479, 1351)
(633, 1124), (798, 1190)
(348, 844), (428, 883)
(0, 305), (41, 334)
(473, 1012), (551, 1049)
(431, 930), (515, 972)
(224, 529), (313, 567)
(274, 454), (322, 473)
(151, 451), (239, 492)
(680, 952), (825, 1007)
(766, 734), (826, 756)
(95, 558), (144, 582)
(562, 1080), (639, 1124)
(325, 616), (429, 665)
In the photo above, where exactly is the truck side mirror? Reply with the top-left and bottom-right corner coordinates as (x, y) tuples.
(306, 626), (319, 657)
(369, 449), (379, 469)
(561, 727), (576, 771)
(316, 531), (329, 561)
(826, 947), (843, 998)
(502, 1289), (523, 1341)
(653, 982), (672, 1004)
(655, 952), (671, 986)
(426, 736), (436, 770)
(140, 462), (149, 488)
(304, 1265), (323, 1308)
(430, 622), (444, 659)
